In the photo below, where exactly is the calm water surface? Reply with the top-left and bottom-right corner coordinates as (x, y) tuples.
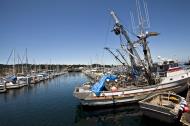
(0, 73), (175, 126)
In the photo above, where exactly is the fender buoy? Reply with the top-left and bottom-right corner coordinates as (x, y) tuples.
(181, 100), (187, 106)
(183, 106), (190, 113)
(180, 104), (185, 108)
(111, 86), (117, 92)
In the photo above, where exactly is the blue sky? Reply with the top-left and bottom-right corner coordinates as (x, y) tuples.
(0, 0), (190, 65)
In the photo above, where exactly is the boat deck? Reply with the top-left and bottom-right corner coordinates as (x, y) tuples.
(180, 84), (190, 126)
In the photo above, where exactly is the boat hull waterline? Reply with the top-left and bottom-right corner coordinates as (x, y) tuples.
(74, 78), (188, 106)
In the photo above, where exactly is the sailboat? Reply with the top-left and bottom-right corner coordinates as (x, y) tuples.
(3, 49), (27, 89)
(0, 78), (7, 93)
(73, 2), (189, 106)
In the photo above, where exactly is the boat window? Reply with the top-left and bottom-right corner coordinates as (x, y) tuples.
(160, 66), (163, 69)
(169, 61), (174, 64)
(170, 78), (173, 80)
(181, 76), (184, 78)
(163, 61), (168, 64)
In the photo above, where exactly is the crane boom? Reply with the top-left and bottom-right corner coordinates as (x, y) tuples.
(104, 47), (125, 66)
(116, 49), (129, 66)
(110, 10), (137, 72)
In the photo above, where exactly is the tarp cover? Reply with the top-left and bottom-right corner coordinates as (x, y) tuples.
(5, 75), (17, 83)
(91, 74), (117, 96)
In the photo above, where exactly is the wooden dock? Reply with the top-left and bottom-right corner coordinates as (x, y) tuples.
(180, 83), (190, 126)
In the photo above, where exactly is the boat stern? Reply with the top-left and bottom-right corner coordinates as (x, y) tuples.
(73, 86), (92, 100)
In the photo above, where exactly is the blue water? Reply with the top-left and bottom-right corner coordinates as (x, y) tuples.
(0, 73), (176, 126)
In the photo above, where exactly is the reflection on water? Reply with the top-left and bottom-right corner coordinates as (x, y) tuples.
(74, 103), (180, 126)
(75, 104), (143, 126)
(0, 73), (181, 126)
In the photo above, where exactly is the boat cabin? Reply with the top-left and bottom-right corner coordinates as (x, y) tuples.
(154, 59), (182, 77)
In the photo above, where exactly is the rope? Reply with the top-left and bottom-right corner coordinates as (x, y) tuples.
(123, 25), (138, 38)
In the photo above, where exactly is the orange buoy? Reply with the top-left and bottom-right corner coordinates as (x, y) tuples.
(111, 86), (117, 92)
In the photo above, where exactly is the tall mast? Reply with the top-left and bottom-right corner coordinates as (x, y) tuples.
(138, 34), (153, 71)
(13, 49), (15, 75)
(25, 48), (28, 74)
(135, 0), (156, 73)
(110, 9), (159, 84)
(135, 0), (159, 84)
(110, 11), (137, 71)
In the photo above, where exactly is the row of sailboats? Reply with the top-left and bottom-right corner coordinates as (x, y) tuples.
(0, 49), (66, 93)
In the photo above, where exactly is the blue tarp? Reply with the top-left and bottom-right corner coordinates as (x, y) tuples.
(5, 75), (17, 84)
(91, 74), (117, 96)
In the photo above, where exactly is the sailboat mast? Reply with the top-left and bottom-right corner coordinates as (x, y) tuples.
(25, 48), (28, 74)
(13, 49), (15, 75)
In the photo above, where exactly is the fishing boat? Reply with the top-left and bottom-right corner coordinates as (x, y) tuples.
(139, 92), (189, 123)
(74, 68), (188, 106)
(73, 2), (189, 106)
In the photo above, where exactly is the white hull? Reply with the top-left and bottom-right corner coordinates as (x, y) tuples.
(0, 84), (7, 93)
(74, 78), (188, 106)
(5, 82), (25, 89)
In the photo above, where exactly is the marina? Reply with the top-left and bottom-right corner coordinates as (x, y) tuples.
(0, 0), (190, 125)
(0, 70), (67, 93)
(0, 72), (183, 126)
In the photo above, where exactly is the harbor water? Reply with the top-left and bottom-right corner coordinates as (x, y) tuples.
(0, 73), (178, 126)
